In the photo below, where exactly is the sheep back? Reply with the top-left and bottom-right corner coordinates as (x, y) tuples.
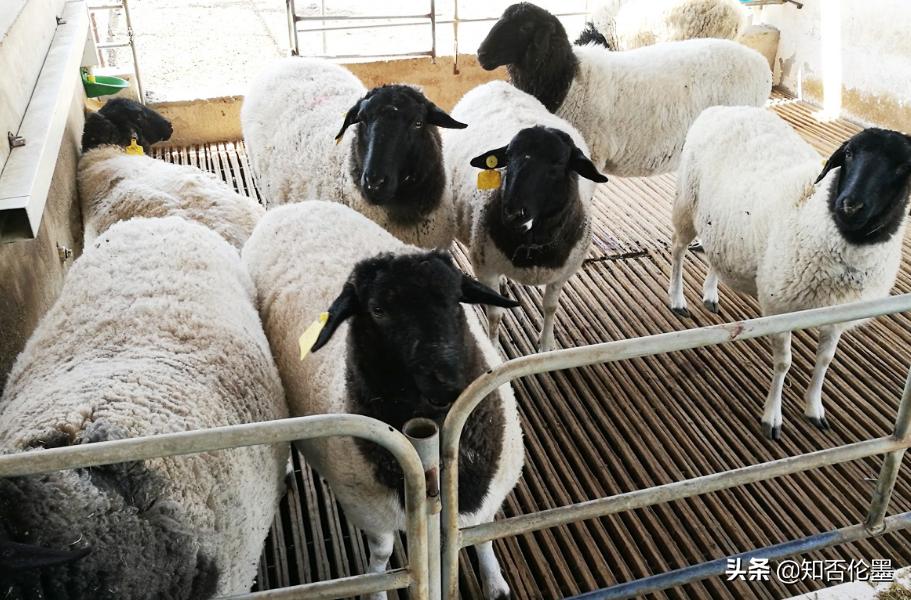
(0, 217), (288, 599)
(563, 38), (771, 176)
(78, 146), (265, 249)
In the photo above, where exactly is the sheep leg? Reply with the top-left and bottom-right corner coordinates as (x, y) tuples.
(475, 540), (511, 600)
(363, 532), (394, 600)
(702, 269), (720, 313)
(761, 331), (792, 440)
(668, 229), (695, 318)
(804, 326), (842, 430)
(538, 281), (565, 352)
(479, 273), (505, 344)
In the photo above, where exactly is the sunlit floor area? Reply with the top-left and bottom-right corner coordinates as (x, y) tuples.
(153, 91), (911, 599)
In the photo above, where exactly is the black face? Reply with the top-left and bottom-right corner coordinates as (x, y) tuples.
(81, 98), (173, 153)
(470, 126), (607, 233)
(335, 85), (467, 212)
(817, 128), (911, 245)
(477, 3), (559, 70)
(311, 251), (519, 415)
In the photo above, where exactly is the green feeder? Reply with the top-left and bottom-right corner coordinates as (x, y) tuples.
(81, 69), (129, 98)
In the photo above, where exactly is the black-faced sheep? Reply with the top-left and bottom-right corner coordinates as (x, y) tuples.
(478, 3), (771, 177)
(243, 201), (524, 600)
(241, 58), (467, 249)
(669, 106), (911, 439)
(445, 81), (607, 352)
(79, 99), (264, 249)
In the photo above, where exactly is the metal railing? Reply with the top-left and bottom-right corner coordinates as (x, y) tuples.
(440, 293), (911, 600)
(87, 0), (145, 102)
(0, 414), (432, 600)
(284, 0), (587, 71)
(5, 295), (911, 599)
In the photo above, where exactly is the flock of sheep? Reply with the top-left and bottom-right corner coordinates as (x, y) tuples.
(2, 1), (911, 598)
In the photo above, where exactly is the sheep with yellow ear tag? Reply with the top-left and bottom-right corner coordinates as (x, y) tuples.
(442, 80), (608, 352)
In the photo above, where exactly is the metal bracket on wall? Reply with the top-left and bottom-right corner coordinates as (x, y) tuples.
(741, 0), (804, 8)
(7, 133), (26, 150)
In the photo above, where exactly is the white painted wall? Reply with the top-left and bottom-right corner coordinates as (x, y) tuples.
(758, 0), (911, 130)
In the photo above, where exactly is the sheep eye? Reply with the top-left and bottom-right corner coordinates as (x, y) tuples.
(845, 148), (854, 160)
(371, 306), (385, 318)
(414, 120), (424, 129)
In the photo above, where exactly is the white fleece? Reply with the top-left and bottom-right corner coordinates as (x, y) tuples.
(560, 38), (771, 176)
(0, 217), (288, 597)
(592, 0), (747, 50)
(78, 146), (264, 249)
(242, 201), (523, 536)
(240, 57), (456, 249)
(674, 106), (905, 316)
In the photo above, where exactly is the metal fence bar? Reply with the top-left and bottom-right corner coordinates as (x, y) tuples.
(866, 366), (911, 530)
(286, 0), (300, 56)
(219, 570), (411, 600)
(295, 13), (431, 21)
(566, 510), (911, 600)
(461, 435), (903, 547)
(0, 414), (430, 600)
(441, 292), (911, 599)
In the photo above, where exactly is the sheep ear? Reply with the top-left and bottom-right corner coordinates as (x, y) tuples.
(460, 275), (520, 308)
(0, 541), (91, 571)
(570, 147), (608, 183)
(426, 104), (467, 130)
(311, 283), (358, 352)
(470, 146), (508, 170)
(335, 100), (362, 142)
(816, 141), (847, 184)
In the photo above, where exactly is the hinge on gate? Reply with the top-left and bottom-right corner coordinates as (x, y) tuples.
(7, 132), (26, 149)
(56, 16), (67, 25)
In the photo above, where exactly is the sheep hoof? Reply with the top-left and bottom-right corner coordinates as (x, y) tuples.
(807, 415), (830, 430)
(703, 300), (719, 314)
(671, 306), (691, 319)
(761, 422), (781, 441)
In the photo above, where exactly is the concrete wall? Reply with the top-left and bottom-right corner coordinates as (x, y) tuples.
(0, 89), (84, 393)
(759, 0), (911, 130)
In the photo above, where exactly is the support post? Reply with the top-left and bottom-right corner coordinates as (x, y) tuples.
(866, 364), (911, 531)
(405, 418), (442, 600)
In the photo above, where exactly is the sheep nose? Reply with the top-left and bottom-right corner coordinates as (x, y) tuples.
(365, 173), (387, 191)
(840, 197), (863, 217)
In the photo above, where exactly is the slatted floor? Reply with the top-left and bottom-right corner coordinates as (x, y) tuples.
(155, 91), (911, 599)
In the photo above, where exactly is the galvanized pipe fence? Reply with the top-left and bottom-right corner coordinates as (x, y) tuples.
(441, 292), (911, 599)
(3, 294), (911, 599)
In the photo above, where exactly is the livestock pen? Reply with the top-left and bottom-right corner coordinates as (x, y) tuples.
(2, 1), (911, 600)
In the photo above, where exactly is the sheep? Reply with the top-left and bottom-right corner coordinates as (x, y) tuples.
(444, 81), (608, 352)
(0, 217), (289, 599)
(242, 201), (524, 600)
(241, 57), (468, 249)
(79, 99), (264, 249)
(667, 106), (911, 440)
(576, 0), (747, 51)
(477, 3), (771, 177)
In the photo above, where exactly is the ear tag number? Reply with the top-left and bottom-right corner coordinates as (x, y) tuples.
(299, 312), (329, 360)
(125, 137), (144, 156)
(477, 154), (501, 190)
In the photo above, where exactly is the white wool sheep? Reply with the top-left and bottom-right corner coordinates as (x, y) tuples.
(584, 0), (747, 50)
(668, 106), (911, 439)
(243, 201), (524, 600)
(0, 217), (289, 599)
(478, 3), (772, 176)
(78, 146), (264, 249)
(241, 57), (467, 249)
(445, 81), (606, 351)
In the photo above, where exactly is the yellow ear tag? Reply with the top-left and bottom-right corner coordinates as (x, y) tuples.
(477, 169), (501, 190)
(125, 137), (144, 156)
(477, 154), (502, 190)
(299, 312), (329, 360)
